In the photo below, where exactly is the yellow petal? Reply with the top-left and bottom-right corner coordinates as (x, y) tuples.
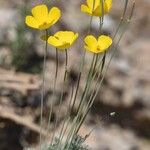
(98, 35), (112, 51)
(32, 5), (48, 23)
(94, 2), (108, 16)
(84, 35), (98, 53)
(25, 16), (38, 29)
(48, 7), (61, 26)
(81, 4), (91, 15)
(54, 31), (75, 43)
(48, 36), (62, 47)
(84, 45), (99, 53)
(71, 33), (79, 45)
(83, 0), (112, 16)
(48, 36), (69, 49)
(38, 22), (52, 30)
(48, 31), (78, 49)
(105, 0), (112, 12)
(87, 0), (99, 10)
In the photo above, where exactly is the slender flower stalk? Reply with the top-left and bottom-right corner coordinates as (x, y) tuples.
(113, 0), (129, 38)
(47, 48), (59, 140)
(70, 10), (94, 118)
(25, 5), (61, 148)
(58, 85), (74, 144)
(74, 1), (135, 134)
(84, 0), (130, 93)
(64, 0), (105, 147)
(66, 0), (134, 144)
(72, 0), (106, 132)
(51, 49), (68, 144)
(40, 29), (48, 150)
(75, 54), (96, 115)
(43, 31), (78, 146)
(74, 0), (105, 117)
(24, 1), (135, 149)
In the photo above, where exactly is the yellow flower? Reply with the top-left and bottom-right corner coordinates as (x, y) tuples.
(81, 0), (112, 16)
(47, 31), (79, 49)
(25, 4), (61, 30)
(84, 35), (112, 53)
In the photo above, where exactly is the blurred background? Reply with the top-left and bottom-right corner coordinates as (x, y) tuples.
(0, 0), (150, 150)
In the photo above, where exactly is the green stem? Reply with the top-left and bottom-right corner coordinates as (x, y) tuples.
(52, 49), (68, 145)
(63, 14), (94, 150)
(40, 29), (48, 150)
(47, 48), (58, 144)
(76, 8), (135, 133)
(75, 54), (96, 115)
(70, 51), (86, 115)
(56, 85), (74, 148)
(99, 0), (104, 33)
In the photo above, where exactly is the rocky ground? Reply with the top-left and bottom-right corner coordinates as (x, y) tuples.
(0, 0), (150, 150)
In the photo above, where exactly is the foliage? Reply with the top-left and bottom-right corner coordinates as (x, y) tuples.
(24, 0), (135, 150)
(27, 135), (89, 150)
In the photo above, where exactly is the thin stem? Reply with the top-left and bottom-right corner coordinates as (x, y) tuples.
(84, 0), (134, 121)
(75, 54), (96, 115)
(75, 53), (105, 124)
(51, 49), (68, 144)
(62, 2), (97, 149)
(99, 0), (104, 33)
(47, 48), (59, 144)
(40, 29), (48, 150)
(70, 0), (105, 133)
(70, 13), (93, 115)
(63, 11), (95, 150)
(70, 51), (86, 115)
(87, 0), (95, 34)
(64, 49), (68, 81)
(76, 7), (135, 133)
(92, 54), (99, 75)
(65, 53), (98, 149)
(57, 85), (74, 147)
(68, 0), (135, 139)
(113, 0), (129, 38)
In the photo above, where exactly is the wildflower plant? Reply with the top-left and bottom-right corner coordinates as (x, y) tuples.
(81, 0), (112, 16)
(25, 0), (135, 150)
(25, 5), (61, 30)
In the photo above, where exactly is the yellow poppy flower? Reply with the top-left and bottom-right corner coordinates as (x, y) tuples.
(81, 0), (112, 17)
(84, 35), (112, 53)
(25, 4), (61, 30)
(47, 31), (79, 49)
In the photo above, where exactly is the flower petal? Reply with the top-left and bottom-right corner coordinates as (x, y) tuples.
(71, 33), (79, 45)
(32, 4), (48, 23)
(48, 36), (62, 47)
(48, 36), (70, 49)
(84, 45), (99, 53)
(55, 31), (75, 43)
(87, 0), (99, 9)
(84, 35), (97, 53)
(81, 4), (91, 15)
(105, 0), (112, 13)
(98, 35), (112, 51)
(38, 22), (53, 30)
(94, 2), (108, 16)
(25, 16), (39, 29)
(48, 7), (61, 26)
